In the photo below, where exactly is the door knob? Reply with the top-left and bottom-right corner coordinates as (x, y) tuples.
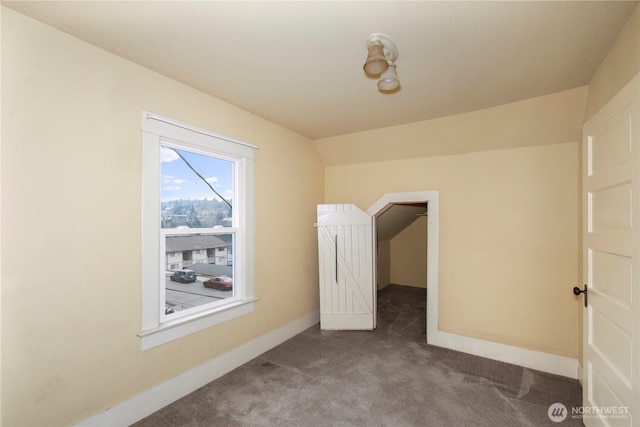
(573, 285), (588, 308)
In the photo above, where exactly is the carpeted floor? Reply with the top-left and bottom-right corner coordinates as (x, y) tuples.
(133, 285), (583, 426)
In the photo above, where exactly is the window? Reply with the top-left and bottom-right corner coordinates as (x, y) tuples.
(140, 112), (256, 350)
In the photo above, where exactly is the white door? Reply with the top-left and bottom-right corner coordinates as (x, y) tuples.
(582, 74), (639, 426)
(317, 204), (374, 330)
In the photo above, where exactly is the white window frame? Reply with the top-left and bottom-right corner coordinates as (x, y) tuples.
(139, 112), (257, 350)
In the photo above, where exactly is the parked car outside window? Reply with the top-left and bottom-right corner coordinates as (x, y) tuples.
(203, 276), (233, 291)
(170, 270), (197, 283)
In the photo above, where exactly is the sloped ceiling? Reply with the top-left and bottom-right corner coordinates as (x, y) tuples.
(3, 1), (638, 139)
(376, 204), (426, 241)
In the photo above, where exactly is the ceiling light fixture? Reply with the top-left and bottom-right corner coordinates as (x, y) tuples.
(363, 33), (400, 92)
(377, 62), (399, 91)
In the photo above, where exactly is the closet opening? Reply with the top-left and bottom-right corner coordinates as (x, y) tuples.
(374, 203), (428, 336)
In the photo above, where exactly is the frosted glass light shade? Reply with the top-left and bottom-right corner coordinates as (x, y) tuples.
(363, 43), (388, 75)
(377, 63), (400, 91)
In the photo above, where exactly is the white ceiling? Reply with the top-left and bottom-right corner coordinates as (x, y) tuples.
(3, 1), (638, 140)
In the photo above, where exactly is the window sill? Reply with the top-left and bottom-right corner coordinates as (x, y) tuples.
(138, 298), (258, 351)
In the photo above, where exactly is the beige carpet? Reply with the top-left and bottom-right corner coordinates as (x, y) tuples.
(133, 285), (583, 427)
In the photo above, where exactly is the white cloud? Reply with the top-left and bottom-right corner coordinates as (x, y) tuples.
(160, 147), (180, 163)
(205, 176), (218, 183)
(162, 175), (188, 185)
(164, 186), (181, 191)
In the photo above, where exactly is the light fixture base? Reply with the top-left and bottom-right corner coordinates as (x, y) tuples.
(366, 33), (398, 63)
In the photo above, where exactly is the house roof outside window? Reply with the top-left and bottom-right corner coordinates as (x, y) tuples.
(166, 234), (229, 252)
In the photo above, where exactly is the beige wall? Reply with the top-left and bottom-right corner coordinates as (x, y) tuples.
(1, 8), (323, 426)
(390, 217), (427, 288)
(322, 91), (582, 358)
(0, 7), (3, 423)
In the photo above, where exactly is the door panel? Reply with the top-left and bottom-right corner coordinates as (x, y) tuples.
(317, 204), (374, 330)
(589, 108), (631, 174)
(591, 250), (632, 305)
(590, 183), (632, 230)
(590, 308), (631, 380)
(583, 74), (639, 427)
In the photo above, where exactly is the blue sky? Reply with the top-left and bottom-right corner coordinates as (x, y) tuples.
(160, 146), (233, 202)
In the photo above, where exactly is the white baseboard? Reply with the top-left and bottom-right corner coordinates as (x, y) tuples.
(77, 310), (320, 427)
(433, 330), (579, 379)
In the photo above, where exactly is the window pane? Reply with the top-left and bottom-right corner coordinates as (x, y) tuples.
(165, 233), (235, 315)
(160, 145), (233, 229)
